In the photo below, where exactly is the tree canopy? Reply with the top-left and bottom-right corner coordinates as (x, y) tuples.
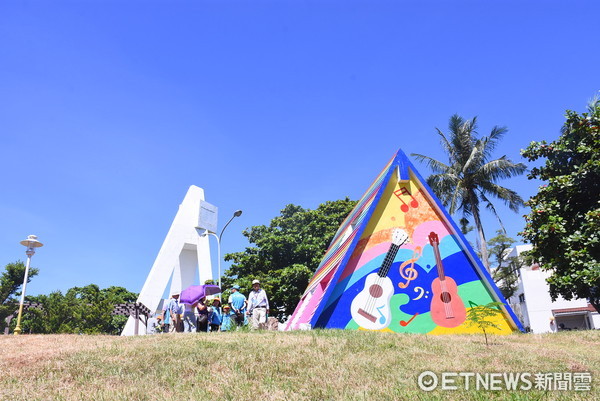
(1, 261), (138, 335)
(20, 284), (138, 334)
(521, 98), (600, 311)
(412, 114), (527, 271)
(222, 198), (357, 319)
(0, 261), (39, 332)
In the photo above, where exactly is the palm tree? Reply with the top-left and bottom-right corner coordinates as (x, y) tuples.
(412, 114), (527, 272)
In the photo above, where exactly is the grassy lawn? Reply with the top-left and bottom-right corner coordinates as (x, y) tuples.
(0, 329), (597, 400)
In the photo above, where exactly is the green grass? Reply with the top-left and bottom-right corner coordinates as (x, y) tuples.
(0, 330), (597, 400)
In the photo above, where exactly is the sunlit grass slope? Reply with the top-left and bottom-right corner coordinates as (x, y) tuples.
(1, 330), (598, 400)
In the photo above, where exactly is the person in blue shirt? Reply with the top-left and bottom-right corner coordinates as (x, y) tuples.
(209, 298), (222, 332)
(161, 292), (181, 333)
(228, 285), (247, 326)
(220, 305), (235, 332)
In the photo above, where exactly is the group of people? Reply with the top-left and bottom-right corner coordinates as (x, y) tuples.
(148, 279), (270, 334)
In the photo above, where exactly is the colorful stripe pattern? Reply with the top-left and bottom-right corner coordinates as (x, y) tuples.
(302, 156), (394, 295)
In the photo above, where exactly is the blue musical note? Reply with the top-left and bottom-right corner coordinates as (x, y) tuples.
(376, 305), (386, 324)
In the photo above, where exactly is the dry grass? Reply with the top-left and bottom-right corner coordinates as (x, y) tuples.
(0, 330), (598, 400)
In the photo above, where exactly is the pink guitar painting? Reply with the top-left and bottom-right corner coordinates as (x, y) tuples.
(350, 228), (409, 330)
(428, 232), (466, 328)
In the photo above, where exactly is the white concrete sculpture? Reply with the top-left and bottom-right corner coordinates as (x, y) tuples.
(121, 185), (214, 336)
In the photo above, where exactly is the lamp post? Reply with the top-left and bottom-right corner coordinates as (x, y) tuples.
(217, 209), (242, 290)
(201, 210), (242, 291)
(14, 235), (43, 335)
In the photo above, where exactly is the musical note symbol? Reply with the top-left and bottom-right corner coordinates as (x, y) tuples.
(376, 305), (386, 324)
(398, 246), (422, 289)
(400, 313), (419, 327)
(413, 287), (428, 300)
(394, 187), (419, 212)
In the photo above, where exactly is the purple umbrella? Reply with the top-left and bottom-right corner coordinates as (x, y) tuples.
(180, 284), (221, 305)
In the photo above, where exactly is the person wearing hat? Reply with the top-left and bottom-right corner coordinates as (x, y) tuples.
(146, 314), (162, 334)
(228, 284), (247, 326)
(208, 298), (223, 332)
(161, 292), (182, 333)
(220, 305), (235, 332)
(247, 279), (270, 330)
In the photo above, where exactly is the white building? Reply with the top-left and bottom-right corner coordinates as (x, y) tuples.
(506, 245), (600, 333)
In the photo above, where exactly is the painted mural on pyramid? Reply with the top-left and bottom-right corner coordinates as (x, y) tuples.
(285, 149), (523, 334)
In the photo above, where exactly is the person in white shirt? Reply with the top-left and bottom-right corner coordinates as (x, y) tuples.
(247, 279), (269, 330)
(146, 314), (162, 334)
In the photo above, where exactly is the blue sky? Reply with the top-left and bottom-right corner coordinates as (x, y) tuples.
(1, 1), (598, 297)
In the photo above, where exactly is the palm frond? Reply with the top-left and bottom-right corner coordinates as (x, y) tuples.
(427, 173), (460, 205)
(417, 113), (526, 267)
(411, 153), (451, 174)
(476, 157), (527, 182)
(448, 184), (467, 215)
(434, 128), (454, 159)
(479, 190), (506, 232)
(456, 117), (477, 164)
(482, 125), (508, 158)
(463, 140), (485, 175)
(478, 181), (525, 212)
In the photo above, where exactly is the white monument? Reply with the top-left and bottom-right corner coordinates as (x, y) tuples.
(121, 185), (215, 336)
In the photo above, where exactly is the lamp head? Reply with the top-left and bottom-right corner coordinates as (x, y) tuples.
(20, 235), (43, 248)
(233, 210), (243, 217)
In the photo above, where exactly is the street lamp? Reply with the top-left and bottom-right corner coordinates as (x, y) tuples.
(14, 235), (43, 335)
(220, 209), (243, 240)
(201, 210), (242, 291)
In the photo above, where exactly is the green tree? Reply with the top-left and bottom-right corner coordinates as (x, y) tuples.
(488, 231), (521, 299)
(223, 198), (357, 319)
(22, 284), (138, 334)
(466, 301), (505, 346)
(0, 261), (39, 332)
(520, 98), (600, 312)
(412, 115), (527, 271)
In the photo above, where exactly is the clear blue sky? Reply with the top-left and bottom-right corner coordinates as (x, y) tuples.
(1, 1), (598, 297)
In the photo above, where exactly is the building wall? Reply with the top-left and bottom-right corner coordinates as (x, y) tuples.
(507, 245), (598, 333)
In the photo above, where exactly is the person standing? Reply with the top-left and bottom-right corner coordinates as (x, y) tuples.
(182, 301), (197, 333)
(247, 279), (269, 330)
(209, 298), (222, 332)
(220, 305), (234, 332)
(161, 292), (181, 333)
(196, 297), (209, 332)
(228, 285), (247, 326)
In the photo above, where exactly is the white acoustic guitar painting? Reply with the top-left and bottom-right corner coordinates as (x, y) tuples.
(350, 228), (409, 330)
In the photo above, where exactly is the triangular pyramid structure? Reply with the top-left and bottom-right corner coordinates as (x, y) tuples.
(122, 185), (214, 336)
(285, 149), (524, 334)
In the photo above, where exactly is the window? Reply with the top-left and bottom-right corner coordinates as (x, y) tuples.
(518, 293), (525, 303)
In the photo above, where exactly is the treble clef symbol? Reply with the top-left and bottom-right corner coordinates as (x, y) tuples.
(398, 246), (422, 289)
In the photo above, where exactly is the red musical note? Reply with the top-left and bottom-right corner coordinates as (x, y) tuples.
(394, 187), (419, 212)
(400, 313), (419, 327)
